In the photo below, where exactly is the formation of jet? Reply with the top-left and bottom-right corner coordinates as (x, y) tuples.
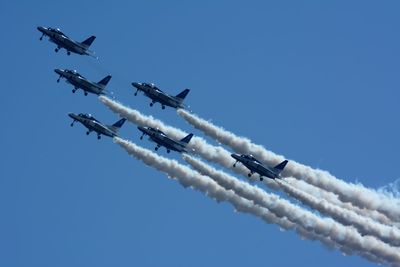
(231, 154), (288, 181)
(138, 126), (193, 153)
(69, 113), (126, 139)
(54, 69), (112, 96)
(37, 26), (96, 57)
(40, 26), (289, 185)
(132, 82), (190, 110)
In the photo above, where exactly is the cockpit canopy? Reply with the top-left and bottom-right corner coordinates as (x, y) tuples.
(79, 113), (91, 119)
(148, 127), (166, 136)
(48, 27), (67, 37)
(142, 82), (155, 88)
(142, 82), (162, 92)
(242, 154), (262, 164)
(65, 69), (83, 77)
(79, 113), (98, 122)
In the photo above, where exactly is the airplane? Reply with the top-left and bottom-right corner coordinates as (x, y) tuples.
(231, 153), (288, 181)
(68, 113), (126, 139)
(54, 69), (112, 96)
(37, 26), (96, 57)
(131, 82), (190, 110)
(137, 126), (193, 153)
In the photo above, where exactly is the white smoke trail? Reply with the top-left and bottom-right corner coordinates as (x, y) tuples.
(99, 96), (392, 223)
(184, 155), (400, 247)
(180, 154), (400, 265)
(113, 137), (293, 229)
(287, 178), (394, 226)
(177, 109), (400, 222)
(115, 137), (397, 265)
(99, 96), (272, 185)
(276, 179), (400, 247)
(379, 179), (400, 199)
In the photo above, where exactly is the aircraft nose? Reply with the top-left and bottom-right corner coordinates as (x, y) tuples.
(54, 68), (63, 75)
(231, 154), (239, 160)
(37, 26), (45, 32)
(68, 113), (77, 119)
(137, 126), (145, 132)
(132, 82), (140, 88)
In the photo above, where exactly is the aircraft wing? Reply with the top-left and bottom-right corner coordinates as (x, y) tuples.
(60, 35), (80, 47)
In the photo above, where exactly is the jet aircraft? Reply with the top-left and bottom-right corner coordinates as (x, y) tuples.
(69, 113), (126, 139)
(137, 126), (193, 153)
(55, 69), (112, 96)
(37, 26), (96, 57)
(131, 82), (190, 110)
(231, 153), (288, 181)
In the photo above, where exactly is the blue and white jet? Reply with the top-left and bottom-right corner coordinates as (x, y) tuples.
(55, 69), (112, 96)
(138, 126), (193, 153)
(69, 113), (126, 140)
(231, 153), (288, 181)
(37, 26), (96, 57)
(132, 82), (190, 110)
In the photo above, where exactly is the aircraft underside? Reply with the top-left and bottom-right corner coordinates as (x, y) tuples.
(147, 136), (181, 153)
(51, 38), (81, 55)
(67, 82), (97, 95)
(140, 92), (176, 109)
(81, 123), (112, 139)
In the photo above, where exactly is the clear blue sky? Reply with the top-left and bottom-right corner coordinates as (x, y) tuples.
(1, 1), (399, 266)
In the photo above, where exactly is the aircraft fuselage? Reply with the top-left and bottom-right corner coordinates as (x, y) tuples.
(55, 69), (103, 95)
(138, 126), (186, 153)
(37, 27), (90, 55)
(132, 83), (183, 109)
(69, 113), (117, 138)
(231, 154), (279, 179)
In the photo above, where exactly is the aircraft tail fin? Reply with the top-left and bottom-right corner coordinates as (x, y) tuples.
(98, 75), (112, 87)
(273, 160), (288, 174)
(175, 89), (190, 101)
(81, 36), (96, 48)
(109, 118), (126, 132)
(180, 133), (194, 145)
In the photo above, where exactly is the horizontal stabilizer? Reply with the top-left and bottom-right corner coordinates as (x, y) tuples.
(98, 75), (112, 86)
(175, 89), (190, 100)
(81, 36), (96, 47)
(180, 133), (194, 144)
